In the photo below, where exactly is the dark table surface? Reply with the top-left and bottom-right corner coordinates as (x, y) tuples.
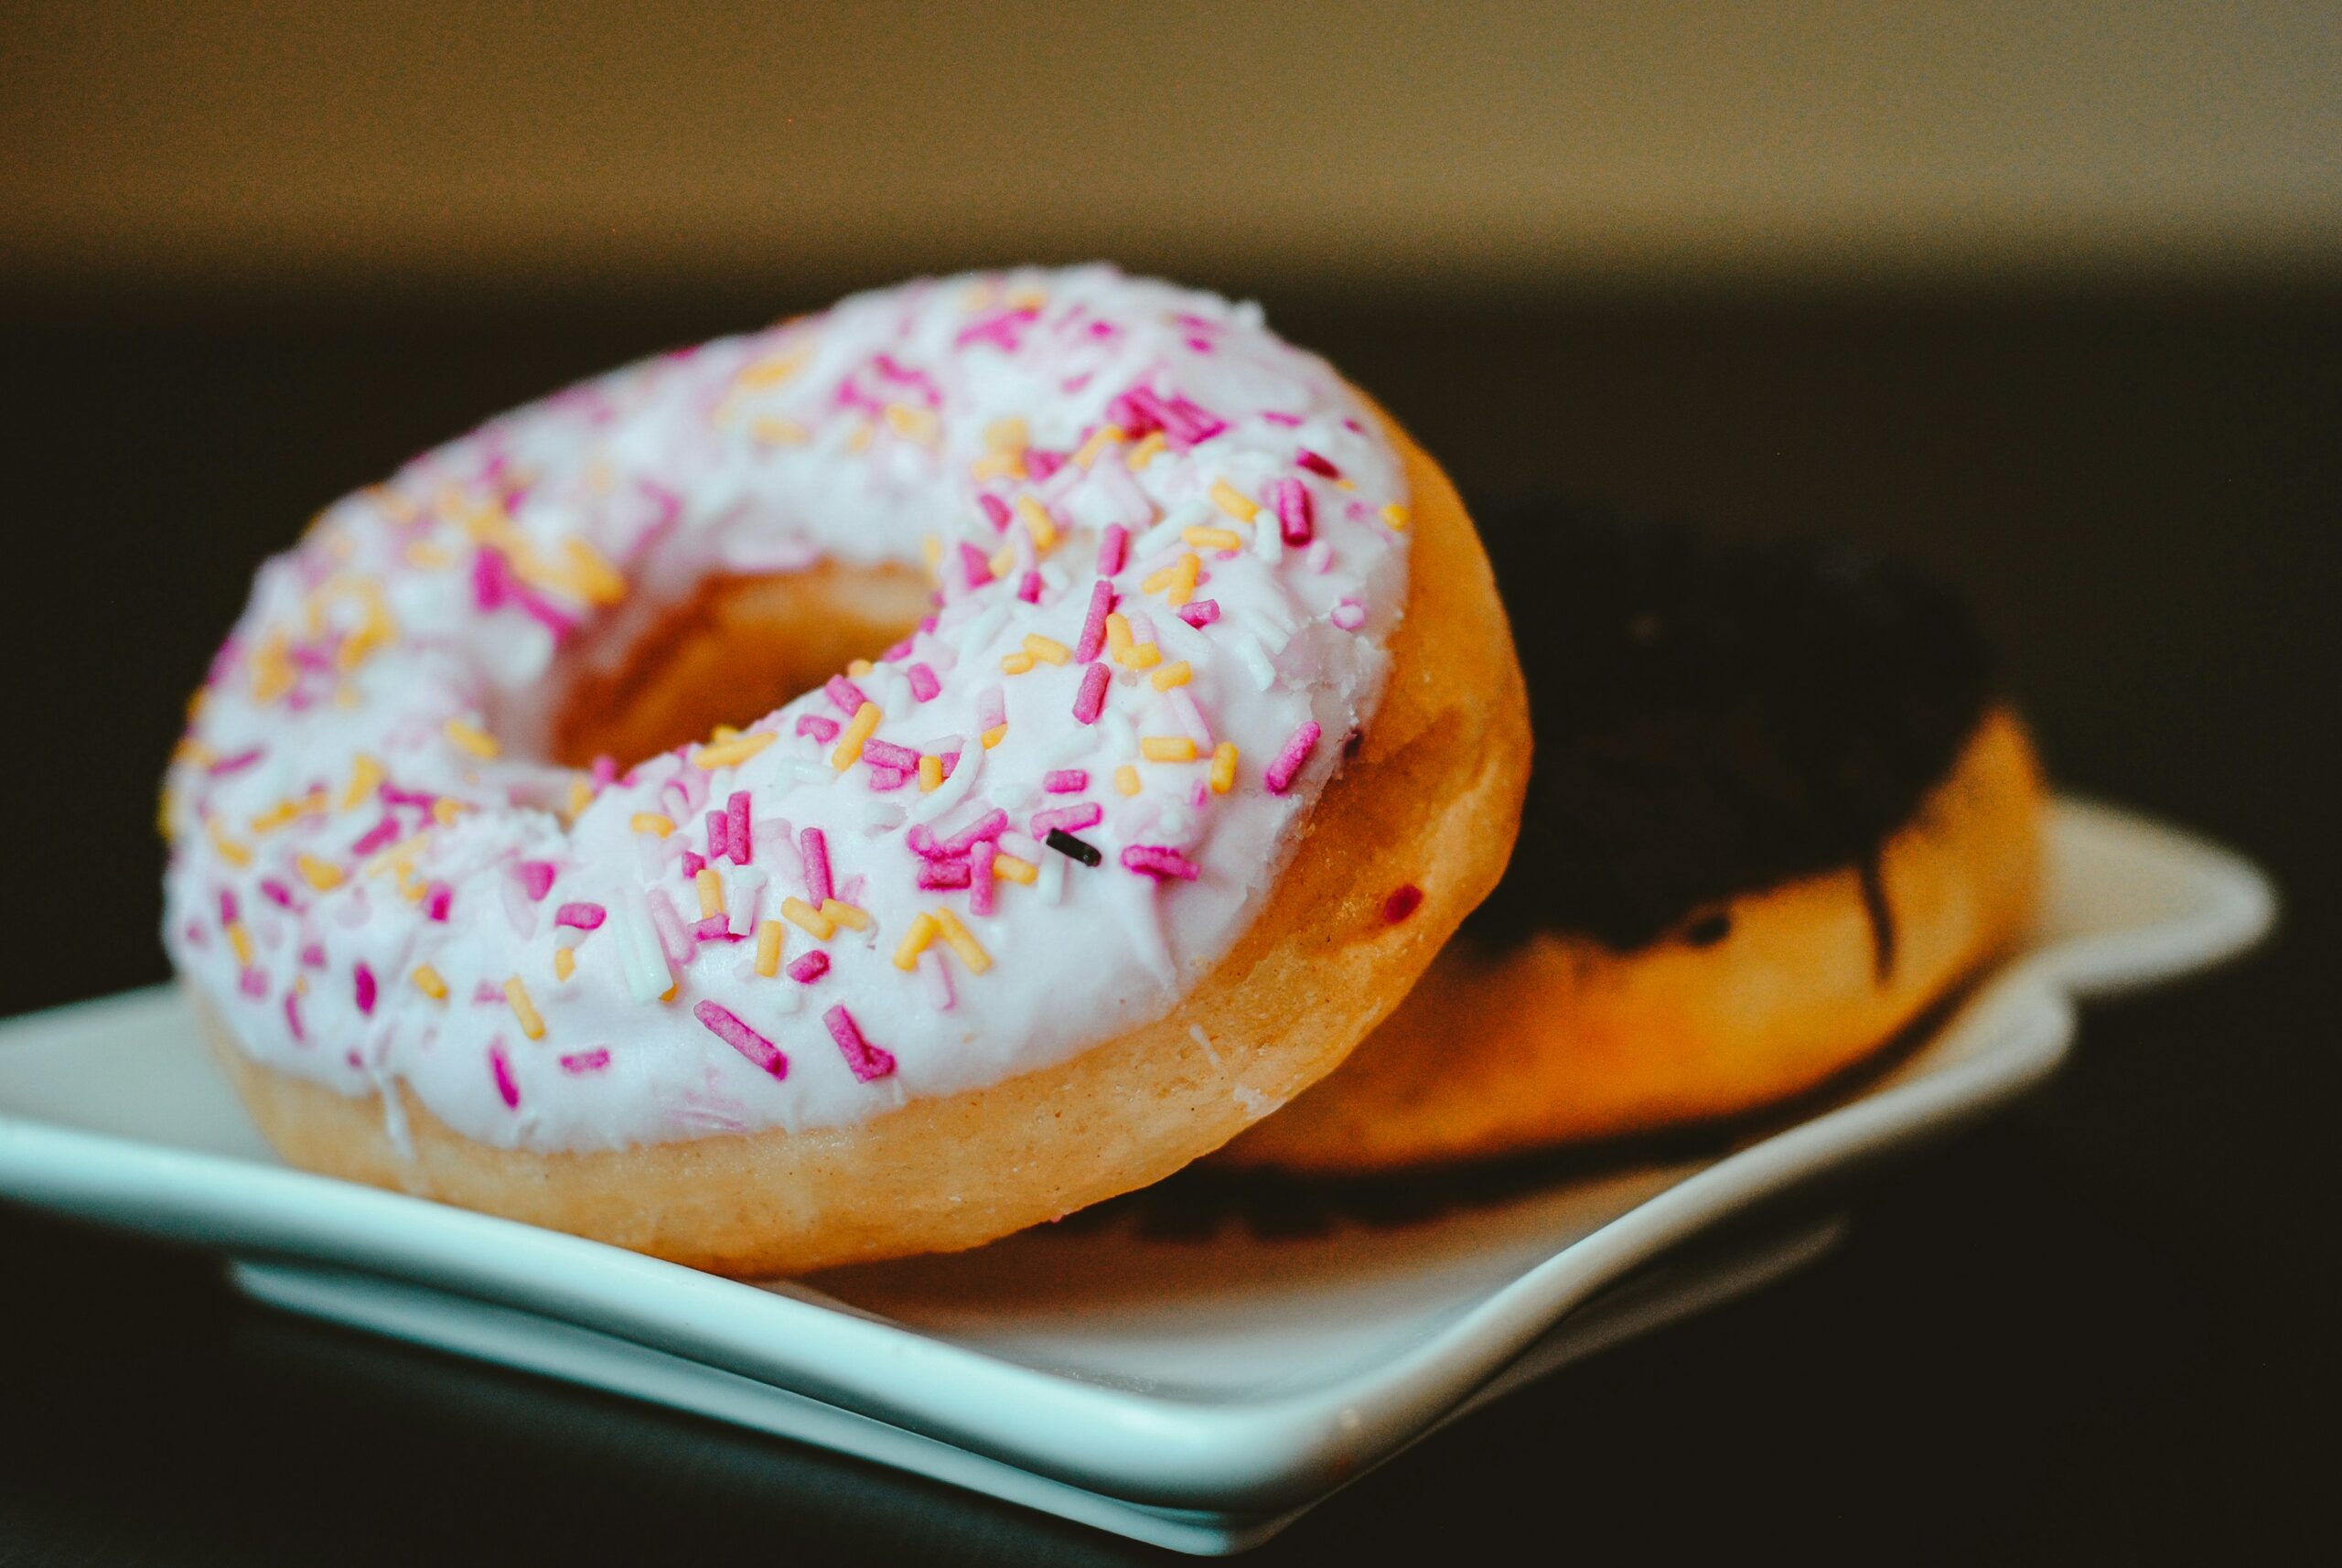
(2, 276), (2335, 1563)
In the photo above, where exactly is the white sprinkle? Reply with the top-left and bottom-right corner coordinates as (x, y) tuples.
(1038, 562), (1071, 596)
(919, 947), (955, 1011)
(961, 603), (1011, 658)
(998, 831), (1043, 862)
(727, 866), (767, 936)
(1252, 511), (1284, 563)
(1188, 1023), (1223, 1071)
(860, 800), (907, 834)
(1104, 707), (1138, 756)
(790, 759), (834, 788)
(908, 734), (982, 822)
(1135, 498), (1210, 557)
(1237, 635), (1279, 691)
(1036, 849), (1067, 906)
(610, 885), (671, 1004)
(1167, 688), (1212, 748)
(1041, 727), (1099, 767)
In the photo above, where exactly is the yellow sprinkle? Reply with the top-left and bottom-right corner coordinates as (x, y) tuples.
(921, 534), (944, 574)
(1141, 736), (1198, 763)
(248, 798), (304, 833)
(981, 723), (1010, 749)
(1007, 286), (1047, 310)
(1182, 527), (1243, 552)
(990, 545), (1018, 578)
(1141, 556), (1187, 594)
(711, 725), (739, 742)
(755, 918), (785, 977)
(1131, 640), (1162, 671)
(208, 820), (252, 868)
(1071, 424), (1126, 469)
(186, 688), (209, 723)
(251, 630), (296, 704)
(1150, 660), (1192, 691)
(1015, 495), (1059, 553)
(342, 753), (384, 811)
(993, 853), (1037, 884)
(1115, 765), (1143, 797)
(846, 422), (874, 453)
(932, 908), (993, 973)
(226, 921), (254, 967)
(831, 702), (881, 770)
(631, 812), (675, 839)
(333, 682), (361, 709)
(695, 867), (725, 919)
(1023, 634), (1069, 666)
(1125, 431), (1167, 470)
(553, 947), (576, 982)
(1209, 741), (1239, 793)
(1000, 650), (1037, 676)
(983, 416), (1029, 454)
(919, 755), (944, 792)
(404, 541), (456, 570)
(847, 658), (874, 678)
(885, 403), (940, 446)
(780, 897), (836, 940)
(750, 415), (810, 446)
(822, 898), (872, 932)
(444, 719), (500, 760)
(564, 779), (595, 822)
(431, 797), (465, 826)
(156, 786), (177, 841)
(893, 911), (939, 971)
(295, 854), (345, 891)
(412, 965), (448, 1001)
(969, 451), (1024, 482)
(1105, 612), (1135, 664)
(504, 976), (546, 1041)
(661, 980), (680, 1003)
(736, 349), (809, 388)
(557, 538), (628, 605)
(1209, 480), (1261, 524)
(1381, 502), (1411, 531)
(1141, 552), (1202, 607)
(694, 732), (779, 770)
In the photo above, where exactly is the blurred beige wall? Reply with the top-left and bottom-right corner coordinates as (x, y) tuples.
(5, 1), (2337, 295)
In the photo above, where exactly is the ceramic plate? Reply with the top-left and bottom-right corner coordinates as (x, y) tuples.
(0, 800), (2273, 1552)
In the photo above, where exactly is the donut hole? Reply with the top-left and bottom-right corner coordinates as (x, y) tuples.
(550, 564), (932, 770)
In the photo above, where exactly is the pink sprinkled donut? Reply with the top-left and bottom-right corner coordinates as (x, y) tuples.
(161, 267), (1529, 1273)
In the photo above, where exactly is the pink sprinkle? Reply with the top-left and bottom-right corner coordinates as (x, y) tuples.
(239, 967), (268, 999)
(1017, 570), (1044, 605)
(800, 827), (833, 907)
(283, 990), (306, 1043)
(645, 888), (694, 967)
(1122, 844), (1202, 881)
(1263, 411), (1305, 427)
(826, 675), (868, 716)
(1074, 579), (1114, 661)
(472, 982), (506, 1004)
(689, 915), (738, 942)
(680, 849), (707, 880)
(958, 542), (993, 591)
(1025, 448), (1066, 482)
(695, 1001), (789, 1080)
(727, 790), (752, 864)
(863, 737), (919, 771)
(590, 754), (618, 787)
(1272, 478), (1315, 545)
(787, 950), (830, 984)
(1177, 599), (1221, 628)
(1072, 662), (1111, 725)
(559, 1047), (612, 1075)
(1305, 539), (1334, 574)
(706, 809), (731, 861)
(978, 492), (1012, 532)
(906, 663), (941, 703)
(939, 749), (961, 778)
(906, 824), (952, 861)
(1264, 721), (1322, 795)
(1296, 448), (1342, 478)
(554, 902), (606, 930)
(918, 859), (972, 890)
(1031, 802), (1102, 835)
(489, 1041), (521, 1108)
(218, 890), (240, 924)
(298, 941), (327, 969)
(207, 747), (263, 777)
(423, 883), (453, 922)
(1331, 599), (1367, 631)
(796, 714), (841, 744)
(969, 841), (997, 916)
(1382, 884), (1424, 923)
(380, 785), (437, 810)
(1043, 769), (1089, 793)
(883, 637), (917, 661)
(865, 766), (909, 792)
(1098, 523), (1130, 577)
(517, 860), (557, 900)
(823, 1004), (896, 1082)
(353, 962), (377, 1015)
(257, 878), (295, 909)
(939, 808), (1009, 854)
(350, 816), (400, 855)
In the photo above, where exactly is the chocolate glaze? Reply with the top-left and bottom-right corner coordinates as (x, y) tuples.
(1462, 499), (1999, 966)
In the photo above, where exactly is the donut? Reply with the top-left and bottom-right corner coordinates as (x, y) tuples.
(160, 267), (1531, 1275)
(1214, 509), (2044, 1175)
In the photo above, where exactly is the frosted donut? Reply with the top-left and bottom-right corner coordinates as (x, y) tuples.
(1215, 511), (2044, 1175)
(161, 267), (1530, 1275)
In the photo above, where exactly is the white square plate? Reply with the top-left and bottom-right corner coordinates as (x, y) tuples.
(0, 800), (2272, 1553)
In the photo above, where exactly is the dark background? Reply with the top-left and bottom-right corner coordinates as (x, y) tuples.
(2, 273), (2334, 1563)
